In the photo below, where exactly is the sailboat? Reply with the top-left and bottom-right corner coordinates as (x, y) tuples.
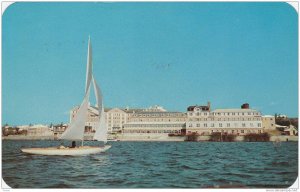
(21, 37), (111, 156)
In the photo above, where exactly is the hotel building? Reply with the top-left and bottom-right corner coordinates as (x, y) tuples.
(122, 106), (186, 138)
(186, 102), (264, 136)
(69, 102), (277, 140)
(105, 107), (143, 133)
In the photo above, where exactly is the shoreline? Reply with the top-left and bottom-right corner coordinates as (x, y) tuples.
(2, 135), (298, 142)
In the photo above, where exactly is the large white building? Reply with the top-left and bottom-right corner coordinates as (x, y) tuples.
(105, 107), (144, 133)
(69, 103), (278, 140)
(122, 106), (186, 139)
(27, 124), (53, 137)
(186, 103), (264, 136)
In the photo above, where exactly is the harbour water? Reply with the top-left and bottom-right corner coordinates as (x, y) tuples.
(2, 140), (298, 188)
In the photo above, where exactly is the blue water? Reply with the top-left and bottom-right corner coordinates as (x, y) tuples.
(2, 140), (298, 188)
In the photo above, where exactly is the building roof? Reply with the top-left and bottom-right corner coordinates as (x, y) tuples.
(125, 122), (186, 125)
(262, 115), (275, 118)
(121, 108), (144, 113)
(212, 108), (259, 113)
(134, 111), (185, 115)
(187, 105), (209, 111)
(29, 124), (49, 128)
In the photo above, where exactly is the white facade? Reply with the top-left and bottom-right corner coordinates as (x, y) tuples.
(27, 124), (53, 136)
(69, 103), (268, 138)
(106, 108), (128, 133)
(186, 104), (264, 135)
(123, 111), (186, 136)
(262, 115), (276, 130)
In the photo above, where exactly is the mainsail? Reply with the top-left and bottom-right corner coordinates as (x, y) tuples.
(60, 85), (91, 140)
(60, 37), (107, 143)
(85, 36), (93, 94)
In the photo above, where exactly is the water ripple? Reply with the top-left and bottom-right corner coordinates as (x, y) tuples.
(2, 140), (298, 188)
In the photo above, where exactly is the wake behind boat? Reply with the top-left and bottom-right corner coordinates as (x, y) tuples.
(21, 37), (111, 156)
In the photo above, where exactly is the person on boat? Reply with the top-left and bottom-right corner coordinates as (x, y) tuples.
(70, 141), (76, 148)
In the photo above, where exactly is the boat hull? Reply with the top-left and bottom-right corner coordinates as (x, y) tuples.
(21, 145), (111, 156)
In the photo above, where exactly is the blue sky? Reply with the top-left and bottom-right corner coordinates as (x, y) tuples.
(2, 2), (298, 125)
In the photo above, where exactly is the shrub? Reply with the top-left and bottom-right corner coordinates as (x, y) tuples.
(209, 132), (236, 142)
(244, 133), (270, 142)
(185, 132), (198, 141)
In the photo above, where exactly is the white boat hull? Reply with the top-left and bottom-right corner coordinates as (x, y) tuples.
(21, 145), (111, 156)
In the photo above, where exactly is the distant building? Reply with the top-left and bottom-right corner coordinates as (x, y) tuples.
(16, 125), (30, 131)
(186, 102), (264, 136)
(284, 125), (298, 136)
(277, 114), (288, 119)
(53, 123), (68, 138)
(262, 115), (276, 130)
(27, 124), (53, 137)
(105, 108), (128, 133)
(122, 106), (186, 137)
(68, 103), (283, 139)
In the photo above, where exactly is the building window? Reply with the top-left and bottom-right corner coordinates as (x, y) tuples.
(211, 123), (214, 127)
(242, 123), (246, 127)
(241, 130), (244, 133)
(219, 123), (222, 127)
(226, 123), (230, 127)
(196, 124), (200, 127)
(204, 123), (207, 127)
(258, 123), (261, 127)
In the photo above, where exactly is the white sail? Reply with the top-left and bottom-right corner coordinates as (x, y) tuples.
(60, 86), (90, 141)
(92, 76), (103, 115)
(94, 106), (107, 143)
(92, 77), (107, 143)
(21, 37), (111, 156)
(85, 36), (93, 94)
